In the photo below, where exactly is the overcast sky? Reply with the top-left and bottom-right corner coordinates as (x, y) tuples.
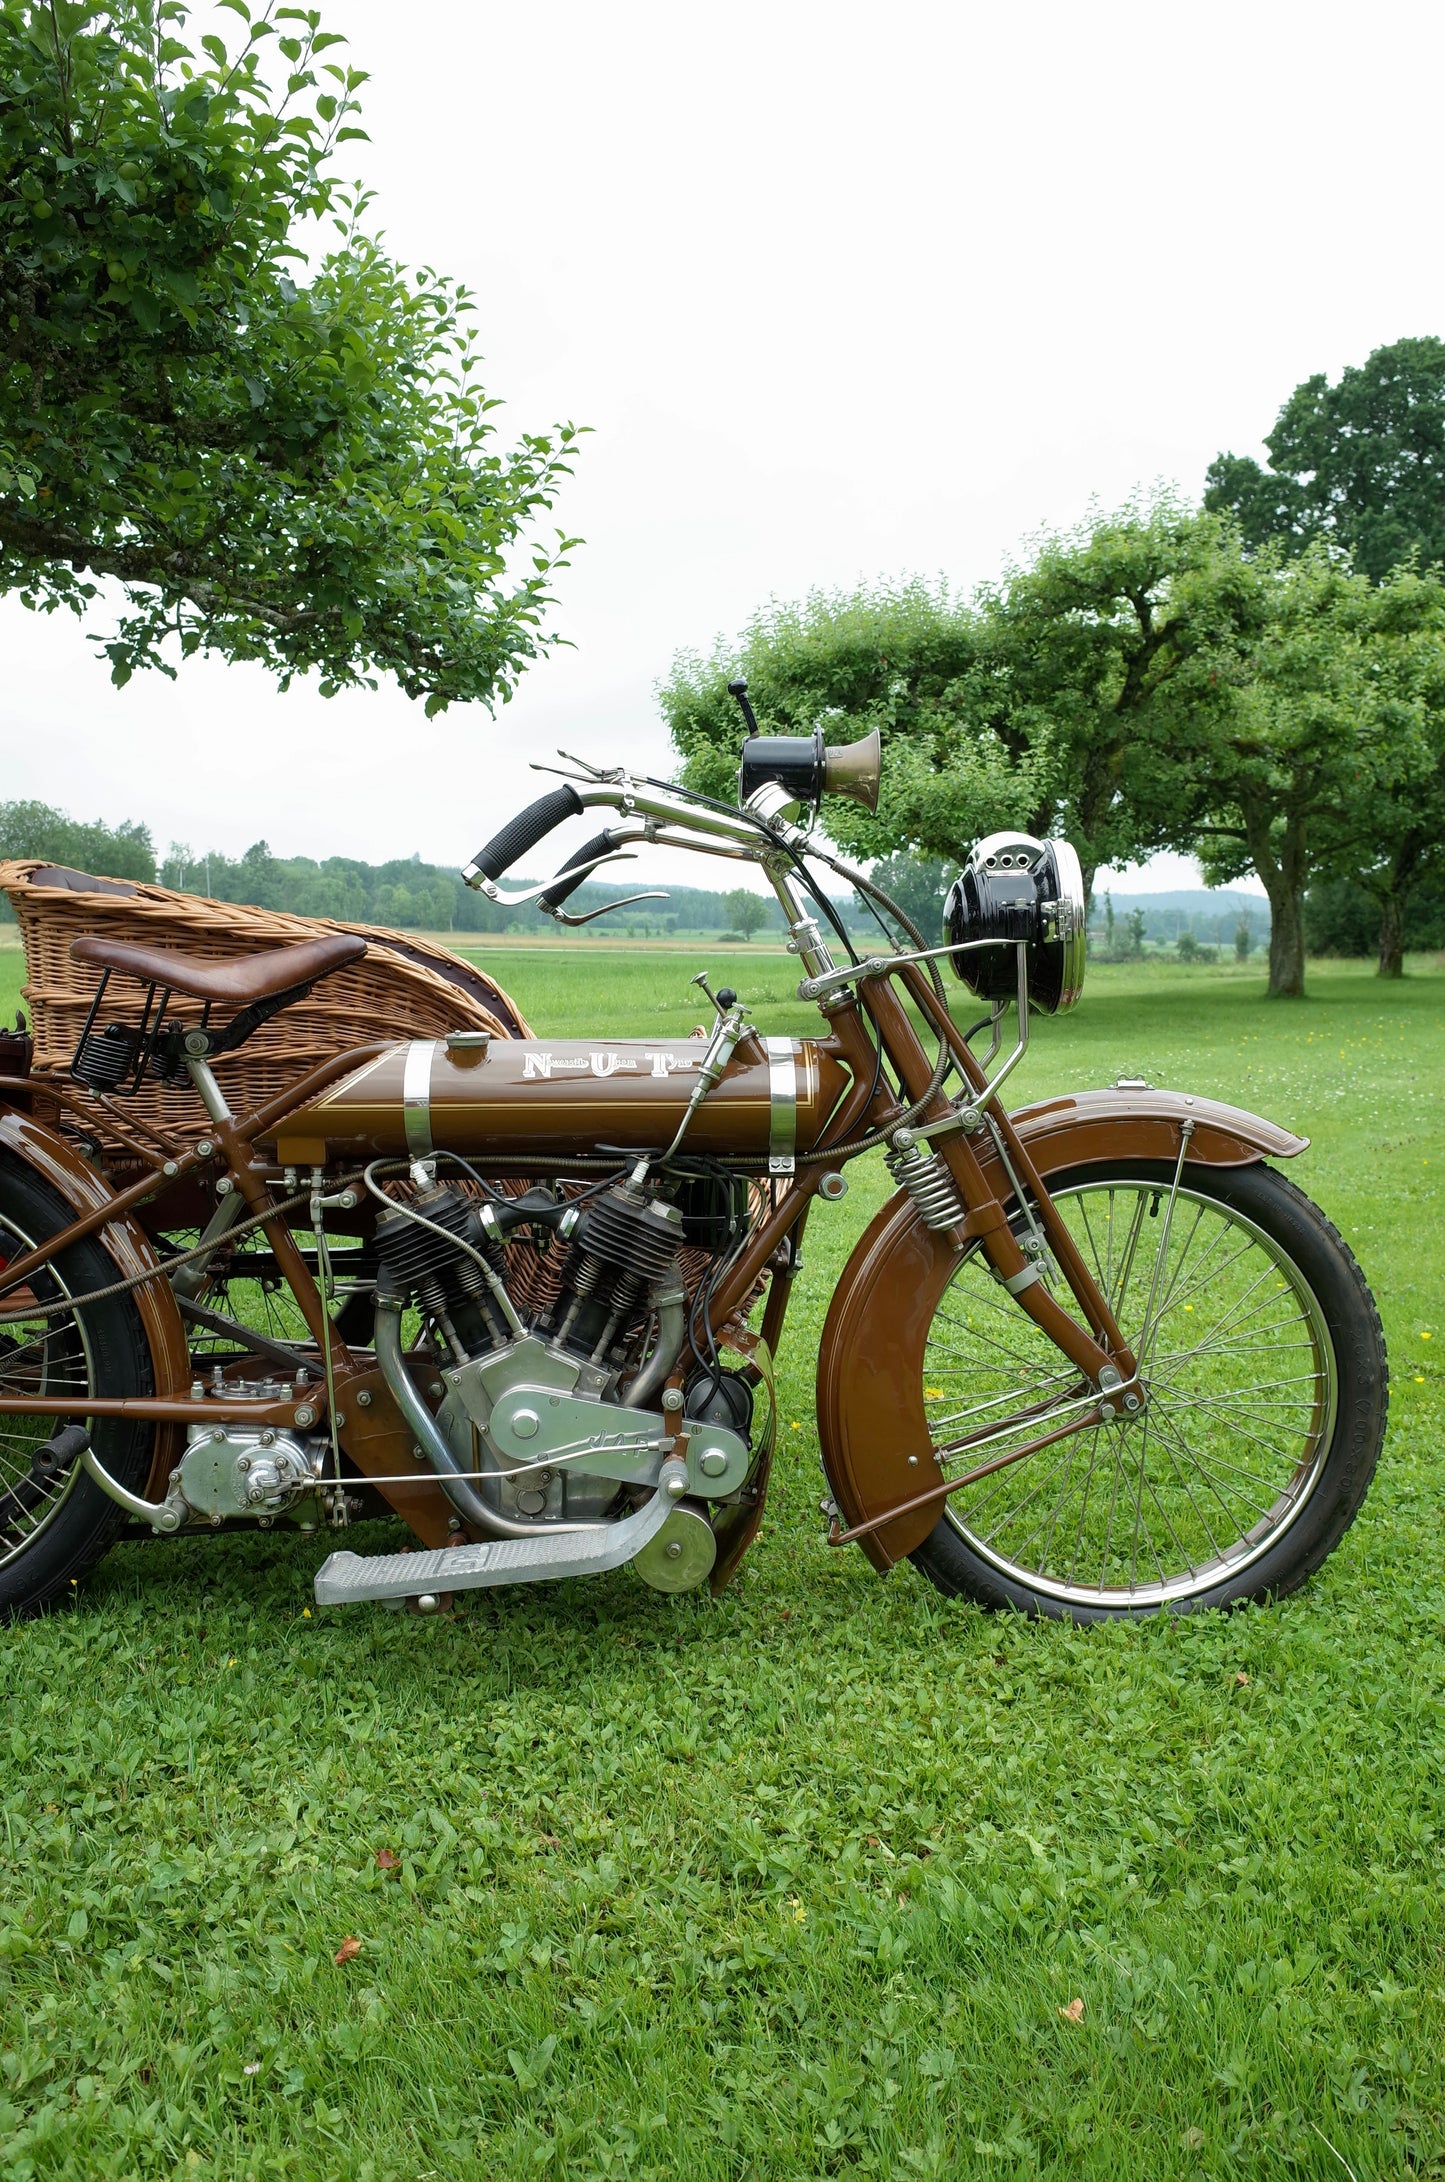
(4, 0), (1442, 894)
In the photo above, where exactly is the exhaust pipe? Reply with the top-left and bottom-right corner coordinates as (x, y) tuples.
(372, 1304), (599, 1540)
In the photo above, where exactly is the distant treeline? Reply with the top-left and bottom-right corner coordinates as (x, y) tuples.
(154, 841), (790, 938)
(0, 801), (797, 937)
(3, 801), (1442, 956)
(0, 799), (156, 882)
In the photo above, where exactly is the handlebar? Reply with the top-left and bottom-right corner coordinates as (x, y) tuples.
(467, 784), (583, 882)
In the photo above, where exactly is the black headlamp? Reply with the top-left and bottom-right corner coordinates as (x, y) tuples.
(943, 832), (1086, 1014)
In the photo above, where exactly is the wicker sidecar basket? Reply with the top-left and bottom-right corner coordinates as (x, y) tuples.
(0, 861), (531, 1153)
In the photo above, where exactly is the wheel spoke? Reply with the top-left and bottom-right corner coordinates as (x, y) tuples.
(924, 1174), (1341, 1609)
(932, 1301), (1062, 1378)
(1126, 1418), (1173, 1587)
(1146, 1405), (1261, 1549)
(1133, 1236), (1261, 1340)
(1162, 1269), (1295, 1354)
(1154, 1395), (1302, 1469)
(1064, 1428), (1110, 1589)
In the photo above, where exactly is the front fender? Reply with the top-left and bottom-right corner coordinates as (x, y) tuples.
(0, 1111), (191, 1494)
(1009, 1085), (1307, 1171)
(815, 1088), (1308, 1574)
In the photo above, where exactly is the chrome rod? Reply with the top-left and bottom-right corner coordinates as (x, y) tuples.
(795, 935), (1018, 1003)
(972, 946), (1032, 1115)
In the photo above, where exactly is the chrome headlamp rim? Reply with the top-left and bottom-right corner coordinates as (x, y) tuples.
(1042, 837), (1086, 1014)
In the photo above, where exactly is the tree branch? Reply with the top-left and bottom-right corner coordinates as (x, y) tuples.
(0, 509), (327, 632)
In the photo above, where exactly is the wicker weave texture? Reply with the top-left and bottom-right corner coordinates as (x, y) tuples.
(0, 862), (531, 1147)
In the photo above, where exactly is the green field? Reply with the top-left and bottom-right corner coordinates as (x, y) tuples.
(1, 946), (1442, 2179)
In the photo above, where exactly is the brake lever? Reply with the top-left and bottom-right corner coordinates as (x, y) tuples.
(472, 849), (639, 908)
(542, 889), (670, 928)
(528, 750), (627, 785)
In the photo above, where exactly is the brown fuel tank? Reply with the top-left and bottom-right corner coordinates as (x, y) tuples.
(271, 1033), (851, 1165)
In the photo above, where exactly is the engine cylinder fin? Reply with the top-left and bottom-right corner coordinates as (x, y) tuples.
(572, 1184), (684, 1286)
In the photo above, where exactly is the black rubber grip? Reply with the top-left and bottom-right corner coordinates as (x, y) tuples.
(538, 829), (621, 912)
(33, 1423), (90, 1479)
(469, 785), (583, 881)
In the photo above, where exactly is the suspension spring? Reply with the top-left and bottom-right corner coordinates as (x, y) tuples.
(886, 1131), (966, 1234)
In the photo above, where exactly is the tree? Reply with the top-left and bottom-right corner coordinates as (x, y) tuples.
(965, 503), (1262, 891)
(0, 794), (154, 875)
(854, 850), (956, 943)
(659, 506), (1440, 998)
(1303, 878), (1377, 958)
(659, 504), (1257, 896)
(1234, 914), (1253, 962)
(661, 580), (1046, 873)
(1204, 338), (1445, 584)
(0, 1), (580, 709)
(721, 887), (769, 941)
(1156, 551), (1416, 997)
(1308, 567), (1445, 976)
(1305, 871), (1445, 957)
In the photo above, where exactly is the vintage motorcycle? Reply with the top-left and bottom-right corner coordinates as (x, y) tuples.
(0, 701), (1388, 1621)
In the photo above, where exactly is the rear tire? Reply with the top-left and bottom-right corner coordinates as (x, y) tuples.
(909, 1161), (1387, 1620)
(0, 1156), (154, 1620)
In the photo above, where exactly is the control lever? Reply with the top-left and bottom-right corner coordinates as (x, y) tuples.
(544, 890), (670, 929)
(689, 971), (737, 1018)
(631, 981), (753, 1184)
(728, 678), (760, 737)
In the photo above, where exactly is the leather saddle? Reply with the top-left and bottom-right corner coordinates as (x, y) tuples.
(71, 932), (366, 1007)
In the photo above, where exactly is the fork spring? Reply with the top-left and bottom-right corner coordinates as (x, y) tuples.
(886, 1140), (966, 1233)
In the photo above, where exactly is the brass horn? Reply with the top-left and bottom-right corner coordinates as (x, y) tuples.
(821, 726), (882, 814)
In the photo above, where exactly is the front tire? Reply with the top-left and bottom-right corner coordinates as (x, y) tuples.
(909, 1161), (1387, 1620)
(0, 1157), (154, 1620)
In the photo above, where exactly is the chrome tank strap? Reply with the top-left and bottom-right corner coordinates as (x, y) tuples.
(403, 1039), (437, 1159)
(764, 1036), (798, 1176)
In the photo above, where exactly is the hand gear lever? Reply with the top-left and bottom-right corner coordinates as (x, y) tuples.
(728, 678), (760, 737)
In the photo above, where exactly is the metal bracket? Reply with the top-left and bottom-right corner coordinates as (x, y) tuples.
(764, 1036), (798, 1176)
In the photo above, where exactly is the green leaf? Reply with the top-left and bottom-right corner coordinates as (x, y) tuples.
(0, 0), (581, 714)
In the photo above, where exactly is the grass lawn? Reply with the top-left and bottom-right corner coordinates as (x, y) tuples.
(0, 947), (1442, 2179)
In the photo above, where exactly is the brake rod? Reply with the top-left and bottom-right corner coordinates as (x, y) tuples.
(827, 1402), (1107, 1549)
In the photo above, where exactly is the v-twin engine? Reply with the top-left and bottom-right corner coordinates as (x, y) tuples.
(369, 1167), (753, 1550)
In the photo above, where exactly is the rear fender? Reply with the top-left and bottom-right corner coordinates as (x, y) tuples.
(815, 1088), (1308, 1573)
(0, 1111), (191, 1494)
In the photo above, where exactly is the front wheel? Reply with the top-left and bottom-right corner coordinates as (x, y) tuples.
(909, 1161), (1388, 1620)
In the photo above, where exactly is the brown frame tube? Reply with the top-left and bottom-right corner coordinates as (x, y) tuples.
(0, 1394), (319, 1424)
(0, 1044), (387, 1305)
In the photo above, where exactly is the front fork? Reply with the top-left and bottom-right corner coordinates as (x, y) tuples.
(742, 879), (1143, 1421)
